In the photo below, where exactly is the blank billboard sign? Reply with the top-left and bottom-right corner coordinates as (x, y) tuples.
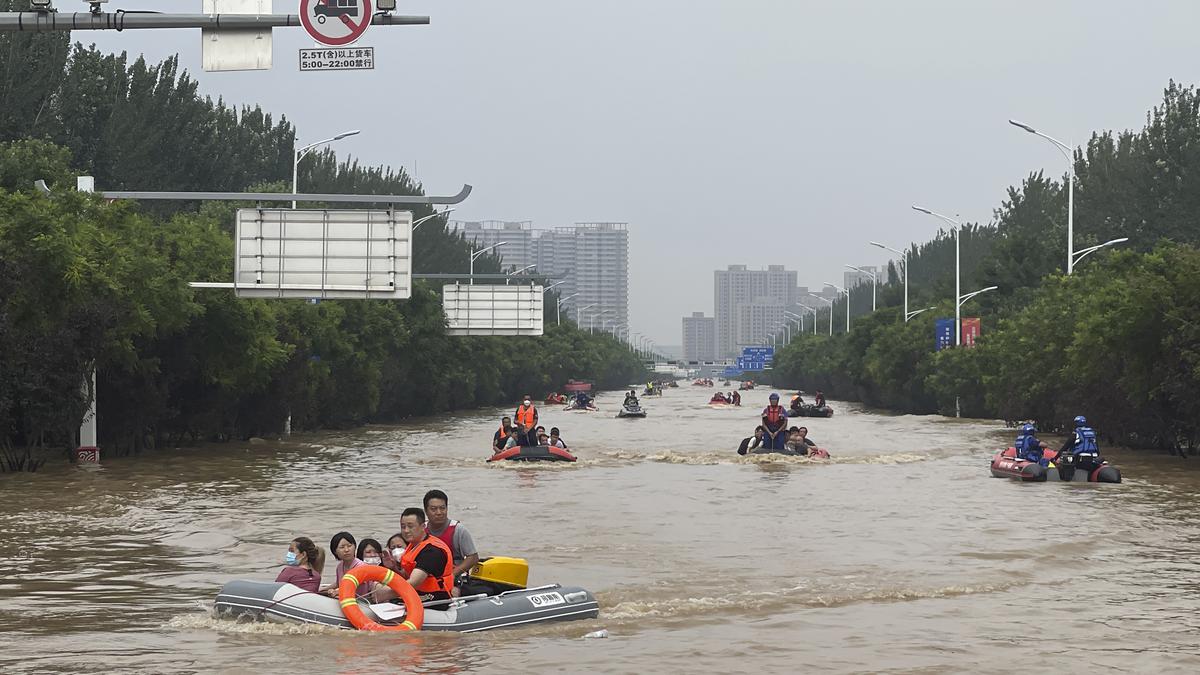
(443, 283), (544, 336)
(233, 209), (411, 299)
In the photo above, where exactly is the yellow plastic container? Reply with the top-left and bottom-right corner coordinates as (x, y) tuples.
(470, 556), (529, 590)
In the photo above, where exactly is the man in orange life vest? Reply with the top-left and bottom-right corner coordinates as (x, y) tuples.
(376, 507), (455, 603)
(423, 489), (480, 588)
(515, 394), (538, 445)
(761, 393), (789, 450)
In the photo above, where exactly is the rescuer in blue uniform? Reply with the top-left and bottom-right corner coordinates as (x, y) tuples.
(1057, 415), (1104, 474)
(1014, 423), (1050, 466)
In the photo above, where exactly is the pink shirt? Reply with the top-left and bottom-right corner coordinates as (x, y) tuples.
(336, 557), (376, 597)
(275, 566), (321, 592)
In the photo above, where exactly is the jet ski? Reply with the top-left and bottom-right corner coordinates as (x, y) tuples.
(989, 447), (1121, 483)
(617, 403), (646, 418)
(214, 557), (599, 632)
(489, 444), (578, 462)
(563, 401), (598, 412)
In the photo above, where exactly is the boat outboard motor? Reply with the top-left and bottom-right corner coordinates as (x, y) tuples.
(459, 556), (530, 596)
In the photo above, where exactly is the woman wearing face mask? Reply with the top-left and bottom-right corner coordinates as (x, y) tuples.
(274, 536), (324, 592)
(354, 538), (384, 597)
(382, 533), (405, 573)
(320, 531), (362, 597)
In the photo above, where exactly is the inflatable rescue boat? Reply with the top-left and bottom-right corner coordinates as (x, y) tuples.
(788, 404), (834, 418)
(749, 447), (831, 459)
(989, 447), (1121, 483)
(214, 558), (599, 632)
(489, 444), (578, 462)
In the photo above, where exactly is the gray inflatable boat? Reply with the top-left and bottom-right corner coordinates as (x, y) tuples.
(214, 580), (600, 632)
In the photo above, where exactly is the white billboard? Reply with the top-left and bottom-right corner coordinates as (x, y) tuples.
(443, 284), (544, 336)
(233, 209), (411, 299)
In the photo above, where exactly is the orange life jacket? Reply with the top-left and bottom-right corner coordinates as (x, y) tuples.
(400, 534), (454, 594)
(516, 404), (537, 428)
(763, 404), (786, 428)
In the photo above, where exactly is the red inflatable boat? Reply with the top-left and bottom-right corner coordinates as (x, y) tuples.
(989, 447), (1121, 483)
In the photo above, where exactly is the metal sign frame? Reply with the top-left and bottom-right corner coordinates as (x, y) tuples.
(206, 208), (413, 299)
(443, 283), (544, 336)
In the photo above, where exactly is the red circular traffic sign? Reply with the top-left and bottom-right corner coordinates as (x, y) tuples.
(300, 0), (373, 47)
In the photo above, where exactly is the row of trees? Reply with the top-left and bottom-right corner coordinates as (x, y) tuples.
(767, 82), (1200, 451)
(0, 35), (646, 467)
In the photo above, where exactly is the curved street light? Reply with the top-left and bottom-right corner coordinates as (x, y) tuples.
(557, 291), (580, 326)
(292, 129), (360, 209)
(845, 264), (877, 311)
(1010, 119), (1075, 274)
(823, 282), (850, 333)
(807, 293), (834, 336)
(912, 205), (964, 344)
(412, 207), (455, 231)
(469, 242), (507, 285)
(870, 240), (909, 321)
(905, 306), (937, 321)
(1072, 237), (1129, 267)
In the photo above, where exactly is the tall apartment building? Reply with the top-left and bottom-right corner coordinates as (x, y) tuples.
(451, 220), (535, 271)
(542, 223), (629, 332)
(682, 312), (717, 361)
(713, 265), (798, 358)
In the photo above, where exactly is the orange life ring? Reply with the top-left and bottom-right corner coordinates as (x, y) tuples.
(338, 564), (424, 632)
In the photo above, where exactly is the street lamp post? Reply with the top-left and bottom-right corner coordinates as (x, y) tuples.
(412, 207), (455, 231)
(1072, 237), (1130, 267)
(912, 206), (963, 344)
(468, 242), (507, 285)
(1010, 119), (1075, 274)
(823, 282), (850, 333)
(557, 292), (580, 326)
(845, 265), (877, 311)
(906, 306), (937, 321)
(576, 302), (597, 329)
(807, 293), (834, 336)
(870, 241), (908, 321)
(292, 129), (360, 209)
(791, 307), (817, 334)
(505, 264), (536, 285)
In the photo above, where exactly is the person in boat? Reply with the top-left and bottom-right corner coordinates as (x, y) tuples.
(276, 536), (324, 593)
(1058, 416), (1105, 472)
(376, 507), (455, 603)
(549, 427), (568, 449)
(572, 391), (593, 409)
(1014, 423), (1051, 466)
(624, 390), (640, 407)
(493, 416), (514, 454)
(357, 538), (385, 567)
(503, 420), (534, 449)
(814, 390), (826, 408)
(382, 532), (406, 573)
(515, 394), (539, 434)
(731, 390), (741, 406)
(761, 393), (789, 450)
(423, 489), (481, 591)
(737, 426), (766, 455)
(710, 392), (727, 404)
(785, 426), (817, 454)
(320, 531), (364, 597)
(536, 427), (550, 445)
(790, 392), (804, 409)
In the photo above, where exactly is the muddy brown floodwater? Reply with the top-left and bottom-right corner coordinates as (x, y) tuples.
(2, 388), (1200, 673)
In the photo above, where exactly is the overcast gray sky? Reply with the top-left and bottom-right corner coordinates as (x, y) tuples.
(82, 0), (1199, 343)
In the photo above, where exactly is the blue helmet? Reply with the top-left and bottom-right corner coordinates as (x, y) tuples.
(1073, 415), (1087, 427)
(769, 392), (780, 401)
(1022, 423), (1035, 433)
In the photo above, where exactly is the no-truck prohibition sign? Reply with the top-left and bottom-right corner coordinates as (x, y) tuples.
(300, 0), (373, 47)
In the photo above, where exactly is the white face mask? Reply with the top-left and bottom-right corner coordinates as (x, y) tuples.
(524, 399), (531, 405)
(364, 556), (381, 566)
(391, 547), (405, 559)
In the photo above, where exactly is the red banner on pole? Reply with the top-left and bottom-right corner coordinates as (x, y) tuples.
(961, 317), (981, 348)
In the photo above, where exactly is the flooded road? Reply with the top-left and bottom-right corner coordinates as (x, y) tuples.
(2, 386), (1200, 673)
